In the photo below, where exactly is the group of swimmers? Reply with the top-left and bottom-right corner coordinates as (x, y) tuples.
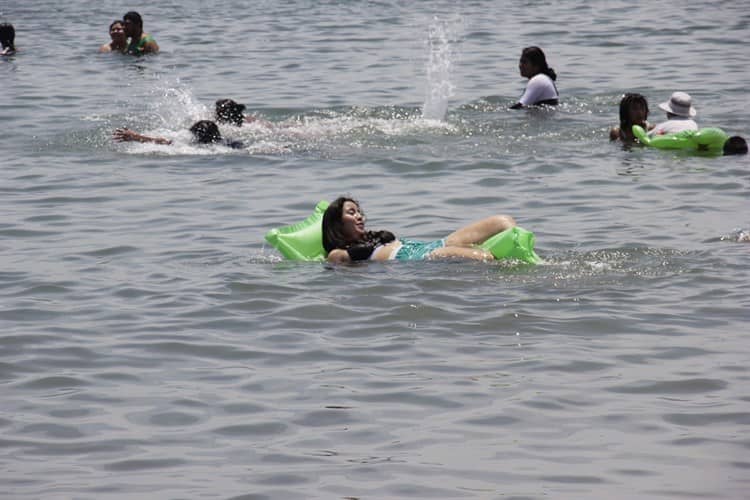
(4, 16), (747, 260)
(98, 11), (158, 56)
(313, 46), (746, 263)
(1, 12), (158, 57)
(8, 16), (740, 154)
(101, 38), (740, 154)
(609, 91), (747, 155)
(112, 98), (270, 148)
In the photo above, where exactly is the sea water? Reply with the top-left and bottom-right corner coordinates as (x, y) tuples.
(1, 1), (749, 499)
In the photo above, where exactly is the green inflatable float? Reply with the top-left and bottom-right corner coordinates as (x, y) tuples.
(632, 125), (728, 155)
(265, 201), (542, 264)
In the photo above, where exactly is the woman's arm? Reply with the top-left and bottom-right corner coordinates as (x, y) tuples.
(142, 37), (159, 54)
(113, 128), (171, 145)
(327, 249), (351, 264)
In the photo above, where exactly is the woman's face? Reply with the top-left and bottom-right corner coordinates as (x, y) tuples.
(110, 22), (126, 42)
(123, 18), (138, 37)
(341, 201), (366, 241)
(628, 102), (648, 126)
(518, 57), (536, 78)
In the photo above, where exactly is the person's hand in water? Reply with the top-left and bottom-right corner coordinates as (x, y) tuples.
(113, 128), (171, 144)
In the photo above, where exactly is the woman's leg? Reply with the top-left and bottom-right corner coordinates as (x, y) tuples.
(444, 215), (516, 247)
(428, 246), (494, 261)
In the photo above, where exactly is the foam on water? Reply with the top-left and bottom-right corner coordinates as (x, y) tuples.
(111, 91), (460, 156)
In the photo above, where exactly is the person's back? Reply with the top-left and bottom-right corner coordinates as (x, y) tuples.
(650, 91), (697, 136)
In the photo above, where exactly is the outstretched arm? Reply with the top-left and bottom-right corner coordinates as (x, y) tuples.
(113, 128), (171, 145)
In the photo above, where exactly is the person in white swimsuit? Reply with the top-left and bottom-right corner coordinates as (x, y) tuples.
(511, 46), (559, 109)
(649, 92), (698, 136)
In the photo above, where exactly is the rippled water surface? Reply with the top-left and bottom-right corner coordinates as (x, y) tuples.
(2, 1), (749, 499)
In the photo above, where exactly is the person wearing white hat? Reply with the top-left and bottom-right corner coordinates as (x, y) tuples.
(649, 91), (698, 136)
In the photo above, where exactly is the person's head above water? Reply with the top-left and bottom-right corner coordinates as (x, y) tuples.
(109, 20), (126, 42)
(322, 197), (366, 252)
(723, 136), (748, 156)
(215, 99), (246, 126)
(122, 11), (143, 37)
(518, 46), (556, 81)
(189, 120), (222, 144)
(0, 23), (15, 50)
(619, 93), (649, 129)
(658, 91), (696, 119)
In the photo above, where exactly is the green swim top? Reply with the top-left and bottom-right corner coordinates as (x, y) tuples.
(127, 34), (156, 56)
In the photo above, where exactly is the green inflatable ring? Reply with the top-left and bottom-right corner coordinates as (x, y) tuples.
(265, 201), (541, 264)
(632, 125), (728, 155)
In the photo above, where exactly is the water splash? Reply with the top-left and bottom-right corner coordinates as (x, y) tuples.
(422, 17), (461, 121)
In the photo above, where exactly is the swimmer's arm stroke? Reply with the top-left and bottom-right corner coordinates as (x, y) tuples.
(113, 128), (172, 145)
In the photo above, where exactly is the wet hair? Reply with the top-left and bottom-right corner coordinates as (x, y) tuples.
(723, 136), (748, 156)
(109, 20), (124, 32)
(619, 93), (649, 130)
(520, 46), (556, 81)
(123, 11), (143, 29)
(189, 120), (222, 144)
(322, 197), (395, 255)
(0, 23), (15, 49)
(215, 99), (246, 126)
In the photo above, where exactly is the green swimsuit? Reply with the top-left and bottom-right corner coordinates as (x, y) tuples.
(127, 34), (155, 56)
(394, 239), (445, 261)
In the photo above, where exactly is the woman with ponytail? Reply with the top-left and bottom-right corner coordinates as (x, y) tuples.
(511, 46), (559, 109)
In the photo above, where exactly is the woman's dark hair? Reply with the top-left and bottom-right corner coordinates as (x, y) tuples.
(723, 136), (748, 156)
(123, 11), (143, 29)
(0, 23), (15, 49)
(109, 20), (123, 31)
(521, 46), (556, 81)
(322, 197), (394, 255)
(619, 93), (649, 130)
(322, 197), (358, 253)
(189, 120), (222, 143)
(215, 99), (246, 126)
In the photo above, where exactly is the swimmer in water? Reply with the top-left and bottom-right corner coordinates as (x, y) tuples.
(510, 46), (559, 109)
(1, 23), (16, 56)
(723, 136), (748, 156)
(215, 98), (274, 127)
(113, 120), (243, 148)
(122, 11), (159, 56)
(322, 196), (518, 264)
(99, 20), (127, 53)
(649, 92), (698, 136)
(610, 93), (653, 143)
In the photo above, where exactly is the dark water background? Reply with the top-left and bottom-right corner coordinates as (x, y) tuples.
(1, 1), (749, 498)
